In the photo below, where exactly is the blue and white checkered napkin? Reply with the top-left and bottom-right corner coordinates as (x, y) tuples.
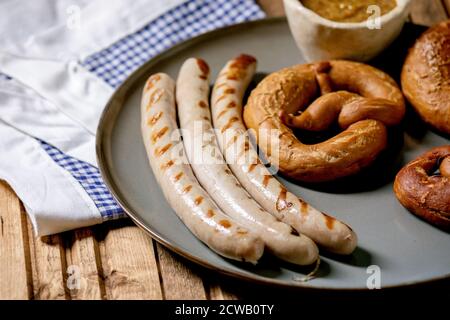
(7, 0), (265, 234)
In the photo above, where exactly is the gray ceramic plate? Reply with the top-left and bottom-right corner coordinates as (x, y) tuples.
(96, 18), (450, 290)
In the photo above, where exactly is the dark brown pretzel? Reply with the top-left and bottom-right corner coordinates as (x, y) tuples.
(244, 60), (405, 182)
(394, 146), (450, 231)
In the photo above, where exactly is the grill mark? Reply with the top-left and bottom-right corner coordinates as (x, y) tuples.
(227, 74), (239, 80)
(226, 135), (238, 149)
(149, 89), (163, 104)
(224, 88), (236, 94)
(236, 229), (248, 235)
(248, 163), (258, 173)
(216, 109), (228, 119)
(276, 187), (292, 211)
(146, 88), (164, 110)
(215, 95), (227, 104)
(299, 198), (309, 217)
(215, 83), (227, 89)
(147, 111), (163, 126)
(221, 117), (239, 133)
(194, 196), (204, 206)
(160, 160), (174, 170)
(226, 101), (237, 108)
(145, 74), (161, 91)
(226, 57), (251, 80)
(151, 126), (169, 143)
(173, 172), (184, 182)
(198, 100), (207, 108)
(182, 185), (192, 194)
(196, 58), (210, 77)
(237, 141), (250, 159)
(206, 209), (215, 218)
(262, 175), (272, 187)
(219, 219), (231, 228)
(155, 143), (172, 157)
(231, 54), (257, 69)
(322, 213), (336, 230)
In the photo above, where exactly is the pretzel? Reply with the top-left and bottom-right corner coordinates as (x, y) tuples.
(394, 146), (450, 231)
(401, 20), (450, 135)
(244, 60), (405, 182)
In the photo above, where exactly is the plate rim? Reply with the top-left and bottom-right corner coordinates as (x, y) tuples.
(96, 16), (450, 291)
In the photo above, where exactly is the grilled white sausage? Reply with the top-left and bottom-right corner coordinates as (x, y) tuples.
(176, 58), (318, 265)
(141, 73), (264, 263)
(211, 55), (357, 255)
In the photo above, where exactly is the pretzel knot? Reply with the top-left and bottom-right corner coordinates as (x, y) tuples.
(244, 60), (406, 182)
(280, 62), (405, 131)
(394, 146), (450, 231)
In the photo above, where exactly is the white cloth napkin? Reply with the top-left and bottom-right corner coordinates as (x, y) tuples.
(0, 120), (101, 235)
(0, 0), (185, 236)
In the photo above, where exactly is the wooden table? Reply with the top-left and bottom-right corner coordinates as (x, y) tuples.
(1, 0), (449, 300)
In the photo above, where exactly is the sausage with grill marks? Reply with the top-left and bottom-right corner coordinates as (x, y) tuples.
(141, 72), (264, 263)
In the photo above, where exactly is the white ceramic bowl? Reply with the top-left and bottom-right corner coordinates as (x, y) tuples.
(283, 0), (411, 62)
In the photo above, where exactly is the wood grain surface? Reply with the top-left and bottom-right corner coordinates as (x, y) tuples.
(0, 0), (448, 300)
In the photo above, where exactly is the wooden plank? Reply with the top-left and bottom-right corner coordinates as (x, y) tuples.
(96, 220), (163, 300)
(155, 243), (207, 300)
(0, 181), (32, 299)
(208, 282), (239, 300)
(26, 216), (68, 300)
(257, 0), (285, 17)
(409, 0), (448, 25)
(64, 228), (105, 300)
